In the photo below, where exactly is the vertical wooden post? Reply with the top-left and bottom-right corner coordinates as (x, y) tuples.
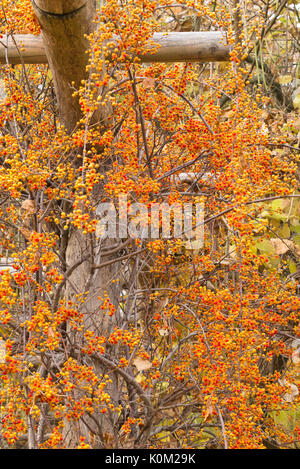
(31, 0), (97, 131)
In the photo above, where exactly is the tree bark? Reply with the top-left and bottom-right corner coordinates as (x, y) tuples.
(31, 0), (97, 131)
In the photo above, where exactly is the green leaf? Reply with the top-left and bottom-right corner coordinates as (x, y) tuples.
(269, 211), (287, 222)
(249, 243), (257, 254)
(255, 239), (275, 255)
(268, 257), (280, 268)
(272, 409), (300, 433)
(271, 199), (284, 211)
(289, 260), (297, 274)
(270, 219), (280, 229)
(292, 222), (300, 234)
(277, 223), (290, 239)
(290, 217), (300, 232)
(294, 234), (300, 246)
(260, 210), (271, 218)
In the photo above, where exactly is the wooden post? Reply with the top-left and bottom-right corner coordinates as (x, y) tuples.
(30, 0), (97, 131)
(0, 32), (230, 66)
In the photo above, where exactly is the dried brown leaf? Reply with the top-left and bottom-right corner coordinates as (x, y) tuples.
(143, 77), (155, 89)
(21, 199), (36, 214)
(203, 395), (215, 422)
(270, 238), (293, 255)
(20, 227), (32, 240)
(133, 357), (152, 372)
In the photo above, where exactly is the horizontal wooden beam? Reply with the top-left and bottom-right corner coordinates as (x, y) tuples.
(0, 35), (46, 64)
(0, 32), (230, 65)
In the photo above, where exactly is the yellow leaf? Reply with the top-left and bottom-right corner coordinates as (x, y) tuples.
(135, 374), (144, 383)
(185, 238), (203, 251)
(293, 94), (300, 110)
(278, 75), (292, 85)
